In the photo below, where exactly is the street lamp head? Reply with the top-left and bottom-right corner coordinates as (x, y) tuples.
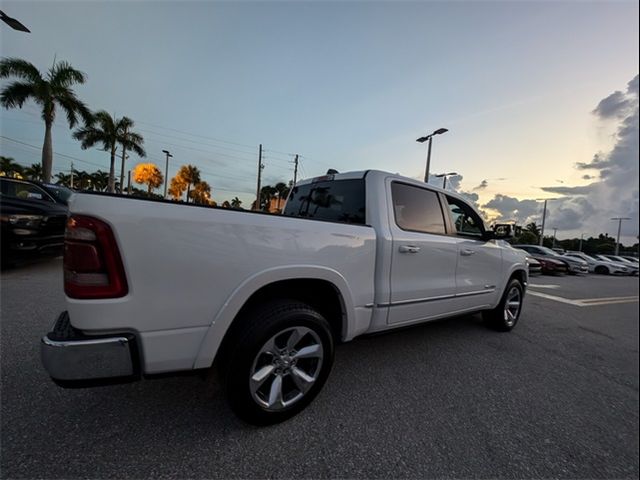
(417, 128), (448, 143)
(435, 172), (458, 178)
(162, 150), (173, 158)
(0, 10), (30, 32)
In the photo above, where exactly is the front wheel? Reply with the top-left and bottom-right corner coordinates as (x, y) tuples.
(594, 265), (609, 275)
(223, 300), (334, 425)
(483, 279), (524, 332)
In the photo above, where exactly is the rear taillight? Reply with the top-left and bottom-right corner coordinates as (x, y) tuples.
(64, 215), (128, 299)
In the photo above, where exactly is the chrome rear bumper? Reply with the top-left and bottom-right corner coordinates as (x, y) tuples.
(41, 312), (139, 387)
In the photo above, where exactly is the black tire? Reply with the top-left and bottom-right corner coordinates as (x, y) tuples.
(482, 279), (524, 332)
(222, 299), (334, 425)
(594, 265), (609, 275)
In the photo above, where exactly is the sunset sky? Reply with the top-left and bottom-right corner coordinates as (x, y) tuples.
(1, 1), (638, 242)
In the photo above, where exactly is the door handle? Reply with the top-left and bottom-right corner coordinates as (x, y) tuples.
(399, 245), (420, 254)
(461, 249), (476, 256)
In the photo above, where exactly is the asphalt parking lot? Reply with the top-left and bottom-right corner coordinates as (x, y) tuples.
(1, 259), (638, 479)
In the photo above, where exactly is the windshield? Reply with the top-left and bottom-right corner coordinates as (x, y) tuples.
(537, 246), (561, 256)
(43, 184), (73, 204)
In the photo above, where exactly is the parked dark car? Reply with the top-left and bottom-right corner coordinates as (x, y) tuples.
(36, 182), (74, 205)
(513, 244), (587, 274)
(529, 255), (568, 275)
(0, 177), (68, 266)
(526, 256), (542, 275)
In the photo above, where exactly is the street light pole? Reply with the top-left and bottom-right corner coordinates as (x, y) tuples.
(417, 128), (448, 183)
(255, 144), (263, 211)
(579, 233), (584, 252)
(552, 227), (558, 249)
(539, 199), (548, 246)
(435, 172), (458, 190)
(162, 150), (172, 199)
(611, 217), (631, 255)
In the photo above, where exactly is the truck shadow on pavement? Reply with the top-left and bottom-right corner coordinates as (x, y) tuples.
(47, 312), (492, 433)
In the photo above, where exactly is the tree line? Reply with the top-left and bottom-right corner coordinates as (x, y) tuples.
(0, 56), (290, 210)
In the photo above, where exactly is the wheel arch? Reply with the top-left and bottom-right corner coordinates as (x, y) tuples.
(193, 266), (358, 369)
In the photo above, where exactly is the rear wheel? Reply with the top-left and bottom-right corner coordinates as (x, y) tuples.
(483, 279), (524, 332)
(222, 300), (334, 425)
(595, 265), (609, 275)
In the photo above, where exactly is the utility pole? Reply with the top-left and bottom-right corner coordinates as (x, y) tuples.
(611, 217), (631, 255)
(162, 150), (172, 198)
(552, 227), (558, 249)
(255, 144), (263, 211)
(539, 199), (548, 246)
(293, 154), (299, 186)
(70, 162), (74, 189)
(119, 125), (128, 194)
(579, 233), (584, 252)
(127, 170), (132, 195)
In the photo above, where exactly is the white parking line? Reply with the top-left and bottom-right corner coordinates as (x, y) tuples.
(529, 284), (561, 289)
(528, 290), (639, 307)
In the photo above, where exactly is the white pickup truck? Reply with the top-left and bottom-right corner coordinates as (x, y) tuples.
(42, 170), (528, 424)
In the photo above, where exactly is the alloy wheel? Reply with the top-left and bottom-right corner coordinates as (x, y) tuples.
(249, 326), (324, 411)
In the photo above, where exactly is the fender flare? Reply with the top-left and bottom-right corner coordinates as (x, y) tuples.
(192, 265), (358, 369)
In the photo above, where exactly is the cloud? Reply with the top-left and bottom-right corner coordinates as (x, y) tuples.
(473, 179), (488, 190)
(480, 74), (639, 242)
(592, 74), (638, 119)
(482, 195), (541, 225)
(539, 184), (597, 195)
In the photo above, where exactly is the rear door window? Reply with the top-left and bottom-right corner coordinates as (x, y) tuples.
(390, 182), (446, 234)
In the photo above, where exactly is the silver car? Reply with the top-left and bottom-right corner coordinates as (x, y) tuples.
(564, 251), (630, 275)
(597, 255), (638, 276)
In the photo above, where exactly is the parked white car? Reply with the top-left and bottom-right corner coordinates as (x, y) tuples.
(564, 251), (630, 275)
(597, 255), (638, 276)
(41, 170), (528, 424)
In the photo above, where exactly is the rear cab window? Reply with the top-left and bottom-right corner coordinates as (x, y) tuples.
(283, 178), (366, 225)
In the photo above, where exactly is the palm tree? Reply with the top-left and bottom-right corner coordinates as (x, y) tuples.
(74, 169), (92, 190)
(189, 181), (212, 205)
(55, 172), (71, 187)
(117, 117), (145, 193)
(168, 175), (187, 201)
(177, 165), (201, 203)
(260, 185), (277, 211)
(231, 197), (242, 209)
(73, 111), (146, 193)
(23, 163), (43, 181)
(91, 170), (109, 191)
(0, 58), (90, 183)
(132, 163), (163, 194)
(274, 182), (290, 199)
(0, 156), (23, 178)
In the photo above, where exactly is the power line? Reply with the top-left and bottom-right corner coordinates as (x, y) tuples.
(0, 135), (106, 169)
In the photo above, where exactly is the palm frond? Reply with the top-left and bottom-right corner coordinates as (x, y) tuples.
(73, 126), (109, 150)
(0, 58), (42, 82)
(49, 60), (87, 88)
(0, 81), (36, 108)
(56, 92), (90, 128)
